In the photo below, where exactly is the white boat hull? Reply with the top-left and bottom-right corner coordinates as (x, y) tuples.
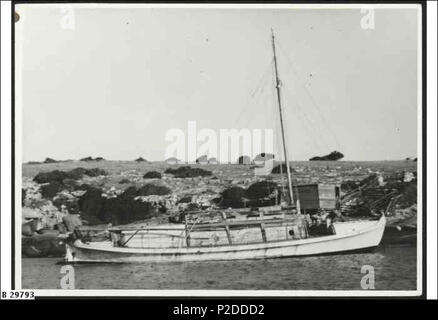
(65, 216), (386, 263)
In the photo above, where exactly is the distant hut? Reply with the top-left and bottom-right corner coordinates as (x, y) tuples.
(253, 153), (275, 166)
(237, 155), (251, 165)
(196, 155), (208, 164)
(166, 157), (180, 165)
(135, 157), (147, 162)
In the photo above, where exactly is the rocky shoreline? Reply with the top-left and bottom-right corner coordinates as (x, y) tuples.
(21, 161), (417, 258)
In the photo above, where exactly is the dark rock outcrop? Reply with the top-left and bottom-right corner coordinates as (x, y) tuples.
(245, 181), (278, 200)
(137, 184), (171, 196)
(78, 185), (164, 226)
(43, 157), (58, 164)
(40, 181), (65, 199)
(164, 166), (212, 178)
(309, 151), (344, 161)
(33, 168), (107, 184)
(271, 163), (295, 174)
(143, 171), (162, 179)
(34, 170), (69, 184)
(135, 157), (147, 162)
(220, 186), (247, 208)
(80, 156), (105, 162)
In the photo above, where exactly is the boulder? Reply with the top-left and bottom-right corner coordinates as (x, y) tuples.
(309, 151), (344, 161)
(164, 166), (212, 178)
(271, 163), (295, 174)
(143, 171), (162, 179)
(85, 168), (107, 177)
(137, 184), (171, 196)
(40, 181), (65, 199)
(62, 214), (83, 232)
(80, 156), (105, 162)
(220, 186), (247, 208)
(245, 181), (278, 200)
(33, 170), (69, 184)
(43, 157), (58, 164)
(135, 157), (147, 162)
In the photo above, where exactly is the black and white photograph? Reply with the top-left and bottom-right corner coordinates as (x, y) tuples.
(2, 1), (436, 300)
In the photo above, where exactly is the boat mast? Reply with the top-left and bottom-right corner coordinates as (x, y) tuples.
(271, 29), (301, 213)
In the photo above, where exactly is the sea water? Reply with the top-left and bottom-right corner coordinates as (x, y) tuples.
(21, 244), (417, 290)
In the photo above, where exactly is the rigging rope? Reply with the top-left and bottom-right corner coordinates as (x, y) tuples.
(275, 40), (342, 152)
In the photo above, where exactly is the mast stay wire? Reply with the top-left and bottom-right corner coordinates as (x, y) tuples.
(233, 58), (275, 128)
(275, 39), (342, 152)
(281, 83), (329, 155)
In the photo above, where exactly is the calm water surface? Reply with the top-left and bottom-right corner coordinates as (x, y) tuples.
(22, 244), (416, 290)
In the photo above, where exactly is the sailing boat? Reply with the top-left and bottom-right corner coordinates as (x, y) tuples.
(65, 30), (385, 263)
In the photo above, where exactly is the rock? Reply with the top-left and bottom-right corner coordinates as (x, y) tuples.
(403, 171), (415, 182)
(208, 157), (218, 164)
(78, 187), (106, 224)
(220, 186), (247, 208)
(52, 191), (80, 214)
(77, 184), (169, 226)
(80, 156), (105, 162)
(62, 178), (80, 190)
(40, 181), (65, 199)
(164, 166), (212, 178)
(22, 207), (42, 220)
(85, 168), (107, 177)
(309, 151), (344, 161)
(43, 157), (58, 164)
(34, 170), (69, 184)
(22, 233), (67, 258)
(68, 167), (88, 179)
(135, 157), (147, 162)
(33, 168), (107, 185)
(62, 214), (83, 232)
(177, 196), (192, 203)
(118, 178), (131, 184)
(22, 219), (42, 236)
(271, 163), (295, 174)
(245, 180), (278, 200)
(237, 155), (251, 165)
(55, 222), (68, 234)
(143, 171), (162, 179)
(137, 184), (171, 196)
(37, 228), (60, 236)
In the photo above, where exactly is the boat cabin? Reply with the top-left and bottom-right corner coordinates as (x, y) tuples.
(293, 184), (341, 211)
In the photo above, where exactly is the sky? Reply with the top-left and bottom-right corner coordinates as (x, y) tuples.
(16, 4), (420, 162)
